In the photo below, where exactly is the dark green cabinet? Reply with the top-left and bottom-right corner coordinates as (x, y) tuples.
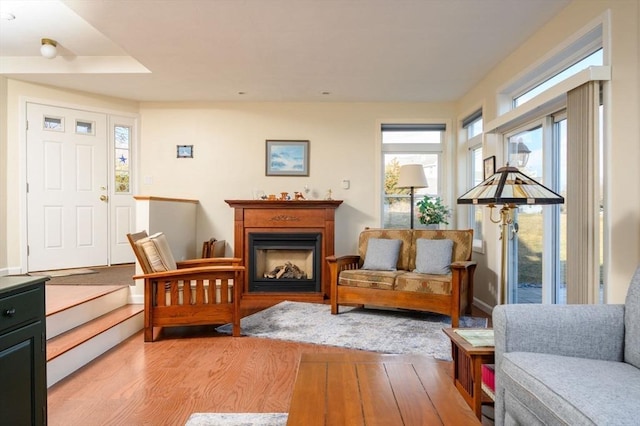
(0, 276), (48, 425)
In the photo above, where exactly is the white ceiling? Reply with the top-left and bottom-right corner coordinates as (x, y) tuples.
(0, 0), (571, 103)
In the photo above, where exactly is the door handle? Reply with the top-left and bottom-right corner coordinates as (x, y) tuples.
(100, 195), (109, 202)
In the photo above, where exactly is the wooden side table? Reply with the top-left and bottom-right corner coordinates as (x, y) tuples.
(443, 327), (495, 420)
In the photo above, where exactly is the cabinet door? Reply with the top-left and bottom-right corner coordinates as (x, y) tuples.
(0, 321), (46, 425)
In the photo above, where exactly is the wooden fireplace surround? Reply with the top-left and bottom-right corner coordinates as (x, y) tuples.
(225, 200), (342, 308)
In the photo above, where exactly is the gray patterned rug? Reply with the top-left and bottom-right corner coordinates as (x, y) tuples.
(216, 301), (487, 360)
(185, 413), (288, 426)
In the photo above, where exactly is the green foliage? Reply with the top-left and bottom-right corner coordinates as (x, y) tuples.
(384, 158), (410, 197)
(416, 195), (450, 225)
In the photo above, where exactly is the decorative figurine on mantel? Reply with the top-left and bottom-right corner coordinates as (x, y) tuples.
(294, 191), (305, 200)
(325, 189), (333, 200)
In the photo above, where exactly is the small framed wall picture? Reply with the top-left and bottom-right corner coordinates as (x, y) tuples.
(265, 140), (310, 176)
(177, 145), (193, 158)
(483, 156), (496, 180)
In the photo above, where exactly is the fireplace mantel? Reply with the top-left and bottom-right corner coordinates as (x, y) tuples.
(225, 199), (342, 308)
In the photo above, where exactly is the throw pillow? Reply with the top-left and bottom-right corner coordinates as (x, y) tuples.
(136, 232), (178, 272)
(361, 238), (402, 271)
(414, 238), (453, 275)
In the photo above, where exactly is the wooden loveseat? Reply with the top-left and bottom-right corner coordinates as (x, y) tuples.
(327, 228), (476, 327)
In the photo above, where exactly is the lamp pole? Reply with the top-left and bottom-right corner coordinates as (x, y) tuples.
(487, 203), (517, 304)
(409, 186), (416, 229)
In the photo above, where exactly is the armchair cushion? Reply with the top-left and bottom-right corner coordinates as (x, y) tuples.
(414, 238), (453, 274)
(136, 232), (178, 272)
(502, 352), (640, 425)
(361, 238), (402, 271)
(338, 269), (400, 290)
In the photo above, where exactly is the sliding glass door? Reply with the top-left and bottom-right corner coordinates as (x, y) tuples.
(506, 116), (566, 304)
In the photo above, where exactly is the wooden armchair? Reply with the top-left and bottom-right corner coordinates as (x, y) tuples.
(127, 231), (244, 342)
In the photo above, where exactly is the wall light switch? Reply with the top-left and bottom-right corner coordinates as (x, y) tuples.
(341, 179), (350, 189)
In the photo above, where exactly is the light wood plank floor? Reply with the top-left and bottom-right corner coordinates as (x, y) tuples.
(48, 307), (493, 426)
(47, 328), (364, 426)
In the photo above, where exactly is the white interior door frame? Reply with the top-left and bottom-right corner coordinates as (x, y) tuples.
(17, 96), (139, 274)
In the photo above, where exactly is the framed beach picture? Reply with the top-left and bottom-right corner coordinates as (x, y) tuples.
(265, 140), (310, 176)
(177, 145), (193, 158)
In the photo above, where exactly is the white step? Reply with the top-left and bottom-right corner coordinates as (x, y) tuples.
(46, 285), (130, 339)
(45, 285), (144, 388)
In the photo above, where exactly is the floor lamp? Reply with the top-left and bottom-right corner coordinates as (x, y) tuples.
(397, 164), (428, 229)
(457, 165), (564, 304)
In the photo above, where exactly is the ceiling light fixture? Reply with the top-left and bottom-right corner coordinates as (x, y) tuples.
(40, 38), (58, 59)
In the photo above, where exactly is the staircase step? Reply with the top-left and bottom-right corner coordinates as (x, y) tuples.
(47, 304), (143, 362)
(46, 285), (129, 339)
(46, 304), (143, 387)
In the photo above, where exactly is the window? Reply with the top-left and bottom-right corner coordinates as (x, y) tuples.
(462, 110), (484, 246)
(381, 123), (445, 229)
(114, 125), (131, 193)
(75, 120), (95, 135)
(515, 49), (603, 107)
(499, 22), (604, 115)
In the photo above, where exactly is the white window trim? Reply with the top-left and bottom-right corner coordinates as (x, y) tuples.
(486, 66), (610, 134)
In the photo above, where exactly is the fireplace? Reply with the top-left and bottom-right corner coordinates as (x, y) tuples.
(249, 233), (322, 292)
(225, 199), (342, 307)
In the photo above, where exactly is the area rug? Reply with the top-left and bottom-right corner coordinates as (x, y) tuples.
(185, 413), (288, 426)
(216, 301), (487, 360)
(29, 267), (97, 278)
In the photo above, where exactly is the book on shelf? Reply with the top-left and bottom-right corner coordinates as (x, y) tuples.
(454, 329), (495, 347)
(482, 364), (496, 401)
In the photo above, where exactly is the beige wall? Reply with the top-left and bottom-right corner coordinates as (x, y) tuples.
(457, 0), (640, 305)
(139, 102), (456, 256)
(2, 79), (138, 273)
(0, 76), (8, 272)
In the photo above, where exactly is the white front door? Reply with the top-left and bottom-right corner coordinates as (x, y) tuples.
(26, 103), (109, 271)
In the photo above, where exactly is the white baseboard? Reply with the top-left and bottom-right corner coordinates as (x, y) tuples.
(0, 266), (24, 276)
(128, 293), (144, 304)
(473, 297), (494, 317)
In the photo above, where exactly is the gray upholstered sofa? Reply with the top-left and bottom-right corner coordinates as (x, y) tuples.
(492, 267), (640, 425)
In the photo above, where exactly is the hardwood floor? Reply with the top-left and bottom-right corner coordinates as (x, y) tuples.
(47, 328), (363, 425)
(48, 307), (493, 425)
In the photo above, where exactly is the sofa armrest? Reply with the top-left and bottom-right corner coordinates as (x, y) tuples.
(493, 303), (625, 363)
(451, 260), (476, 270)
(327, 255), (361, 314)
(177, 257), (242, 268)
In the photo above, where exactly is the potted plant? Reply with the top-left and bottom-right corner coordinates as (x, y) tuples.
(416, 195), (450, 227)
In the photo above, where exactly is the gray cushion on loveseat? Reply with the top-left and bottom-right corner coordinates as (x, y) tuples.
(501, 352), (640, 425)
